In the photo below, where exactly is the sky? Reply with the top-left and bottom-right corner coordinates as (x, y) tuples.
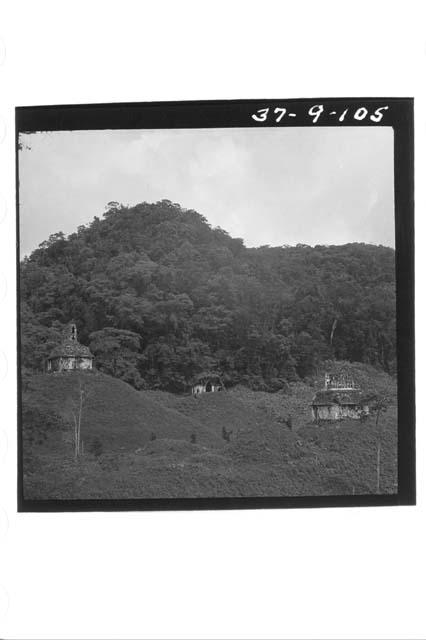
(18, 126), (395, 257)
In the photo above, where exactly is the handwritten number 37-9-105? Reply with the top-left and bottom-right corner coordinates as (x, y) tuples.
(251, 105), (389, 124)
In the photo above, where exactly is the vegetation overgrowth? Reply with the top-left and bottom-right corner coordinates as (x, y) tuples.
(20, 200), (396, 392)
(22, 366), (397, 499)
(20, 201), (398, 499)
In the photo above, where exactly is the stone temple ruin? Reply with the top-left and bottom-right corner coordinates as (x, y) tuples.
(191, 374), (223, 396)
(311, 372), (373, 422)
(46, 322), (94, 373)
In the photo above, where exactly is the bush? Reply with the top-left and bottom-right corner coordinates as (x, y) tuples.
(88, 437), (103, 457)
(222, 426), (232, 442)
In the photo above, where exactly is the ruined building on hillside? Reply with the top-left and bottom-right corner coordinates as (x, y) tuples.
(191, 374), (224, 396)
(311, 372), (373, 422)
(46, 322), (94, 373)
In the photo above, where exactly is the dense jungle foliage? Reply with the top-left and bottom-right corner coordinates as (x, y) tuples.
(20, 200), (396, 392)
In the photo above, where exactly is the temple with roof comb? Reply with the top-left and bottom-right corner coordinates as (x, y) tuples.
(46, 322), (94, 373)
(311, 371), (374, 422)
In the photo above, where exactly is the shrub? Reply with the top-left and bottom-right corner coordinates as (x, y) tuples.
(88, 437), (103, 457)
(222, 426), (232, 442)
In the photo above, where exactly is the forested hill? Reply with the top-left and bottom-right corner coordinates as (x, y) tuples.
(20, 200), (396, 391)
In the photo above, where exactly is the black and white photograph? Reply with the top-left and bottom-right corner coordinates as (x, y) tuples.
(2, 4), (425, 638)
(16, 99), (414, 510)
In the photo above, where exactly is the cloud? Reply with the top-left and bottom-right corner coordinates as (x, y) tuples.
(18, 126), (394, 257)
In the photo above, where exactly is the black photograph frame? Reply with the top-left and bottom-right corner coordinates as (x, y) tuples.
(15, 97), (415, 512)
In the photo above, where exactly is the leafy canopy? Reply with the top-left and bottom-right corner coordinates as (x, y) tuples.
(20, 200), (396, 391)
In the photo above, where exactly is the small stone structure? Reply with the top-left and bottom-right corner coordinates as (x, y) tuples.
(311, 372), (372, 422)
(191, 375), (223, 396)
(46, 322), (94, 373)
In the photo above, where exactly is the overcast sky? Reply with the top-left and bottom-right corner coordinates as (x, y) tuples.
(18, 126), (394, 257)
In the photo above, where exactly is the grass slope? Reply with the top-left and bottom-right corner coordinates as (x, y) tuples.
(145, 390), (286, 438)
(22, 364), (398, 500)
(23, 371), (222, 452)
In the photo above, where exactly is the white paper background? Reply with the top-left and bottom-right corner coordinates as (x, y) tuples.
(0, 1), (424, 638)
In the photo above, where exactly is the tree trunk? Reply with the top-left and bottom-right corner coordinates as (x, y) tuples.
(330, 318), (338, 346)
(376, 406), (382, 493)
(77, 388), (83, 455)
(73, 413), (78, 461)
(376, 438), (382, 493)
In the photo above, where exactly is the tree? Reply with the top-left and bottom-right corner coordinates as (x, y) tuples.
(371, 394), (389, 494)
(19, 200), (397, 390)
(89, 327), (143, 388)
(20, 303), (65, 372)
(65, 376), (92, 460)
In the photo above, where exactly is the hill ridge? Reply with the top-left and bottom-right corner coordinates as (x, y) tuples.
(20, 200), (397, 392)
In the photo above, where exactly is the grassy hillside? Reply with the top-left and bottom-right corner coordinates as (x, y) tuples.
(23, 371), (222, 452)
(22, 365), (398, 500)
(145, 390), (286, 439)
